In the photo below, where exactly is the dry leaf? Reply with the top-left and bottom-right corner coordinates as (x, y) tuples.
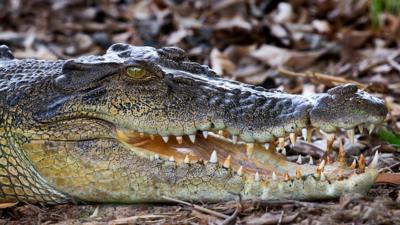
(244, 212), (299, 225)
(215, 15), (252, 31)
(210, 48), (235, 75)
(251, 45), (329, 70)
(312, 20), (331, 33)
(375, 173), (400, 185)
(273, 2), (293, 23)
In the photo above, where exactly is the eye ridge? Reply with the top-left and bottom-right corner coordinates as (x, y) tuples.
(126, 67), (147, 79)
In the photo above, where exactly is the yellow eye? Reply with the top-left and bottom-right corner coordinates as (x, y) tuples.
(126, 67), (146, 79)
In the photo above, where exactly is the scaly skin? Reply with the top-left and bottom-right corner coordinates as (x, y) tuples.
(0, 44), (387, 204)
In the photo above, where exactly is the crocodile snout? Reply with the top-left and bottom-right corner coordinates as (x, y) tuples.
(309, 84), (388, 133)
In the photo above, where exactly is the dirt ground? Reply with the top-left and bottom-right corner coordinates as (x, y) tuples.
(0, 0), (399, 224)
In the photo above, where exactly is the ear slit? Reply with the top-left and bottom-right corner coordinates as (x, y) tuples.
(55, 60), (122, 91)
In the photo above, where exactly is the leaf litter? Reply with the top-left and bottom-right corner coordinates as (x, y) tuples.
(0, 0), (399, 224)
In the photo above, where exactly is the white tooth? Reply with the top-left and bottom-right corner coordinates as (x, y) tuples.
(304, 127), (313, 143)
(296, 169), (302, 179)
(296, 155), (302, 164)
(264, 143), (270, 150)
(359, 154), (366, 172)
(237, 166), (243, 176)
(368, 124), (375, 135)
(202, 131), (208, 139)
(350, 159), (357, 169)
(301, 128), (307, 141)
(169, 156), (175, 162)
(232, 135), (238, 144)
(278, 137), (285, 149)
(289, 133), (297, 146)
(358, 125), (364, 133)
(284, 172), (290, 181)
(346, 129), (355, 144)
(338, 139), (346, 163)
(318, 159), (326, 171)
(223, 155), (231, 168)
(209, 150), (218, 163)
(272, 172), (277, 181)
(189, 134), (196, 143)
(303, 127), (312, 143)
(218, 130), (224, 136)
(246, 143), (254, 158)
(255, 172), (260, 181)
(321, 172), (326, 181)
(326, 133), (335, 151)
(162, 136), (169, 143)
(154, 154), (160, 160)
(184, 155), (190, 163)
(176, 136), (183, 144)
(309, 156), (314, 165)
(369, 151), (379, 169)
(281, 148), (286, 156)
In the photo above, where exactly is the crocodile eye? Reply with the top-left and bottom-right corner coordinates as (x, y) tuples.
(126, 67), (147, 79)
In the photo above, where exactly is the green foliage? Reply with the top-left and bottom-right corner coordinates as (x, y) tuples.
(378, 127), (400, 150)
(371, 0), (400, 28)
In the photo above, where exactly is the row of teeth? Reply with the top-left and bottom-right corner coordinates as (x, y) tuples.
(150, 150), (380, 182)
(141, 124), (376, 158)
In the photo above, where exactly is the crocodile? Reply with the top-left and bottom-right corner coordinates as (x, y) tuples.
(0, 44), (388, 204)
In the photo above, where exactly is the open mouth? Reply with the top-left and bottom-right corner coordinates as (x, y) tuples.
(115, 125), (379, 181)
(109, 85), (387, 182)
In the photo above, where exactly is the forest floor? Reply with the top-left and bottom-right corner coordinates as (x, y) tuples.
(0, 0), (399, 224)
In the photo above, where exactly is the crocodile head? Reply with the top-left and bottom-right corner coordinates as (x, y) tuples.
(4, 44), (387, 203)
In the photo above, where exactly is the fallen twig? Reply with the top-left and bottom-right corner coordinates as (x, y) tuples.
(220, 206), (240, 225)
(245, 212), (299, 225)
(108, 214), (169, 225)
(162, 196), (229, 219)
(378, 160), (400, 173)
(387, 52), (400, 73)
(257, 199), (336, 210)
(277, 67), (366, 89)
(277, 211), (284, 225)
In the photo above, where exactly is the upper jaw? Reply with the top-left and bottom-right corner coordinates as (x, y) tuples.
(120, 83), (387, 148)
(309, 84), (388, 133)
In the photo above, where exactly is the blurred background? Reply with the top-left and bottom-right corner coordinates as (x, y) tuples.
(0, 0), (399, 224)
(0, 0), (399, 87)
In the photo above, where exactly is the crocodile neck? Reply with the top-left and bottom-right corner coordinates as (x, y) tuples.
(0, 59), (70, 203)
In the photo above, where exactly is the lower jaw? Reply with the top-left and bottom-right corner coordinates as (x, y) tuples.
(107, 129), (380, 202)
(109, 128), (379, 202)
(21, 128), (379, 203)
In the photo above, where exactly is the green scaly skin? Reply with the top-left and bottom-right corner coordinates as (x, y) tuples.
(0, 44), (387, 204)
